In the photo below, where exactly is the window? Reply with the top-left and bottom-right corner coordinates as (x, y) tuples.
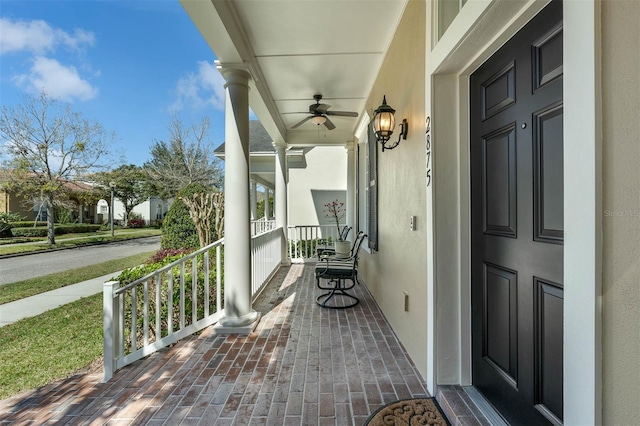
(367, 124), (378, 251)
(437, 0), (467, 41)
(356, 122), (378, 253)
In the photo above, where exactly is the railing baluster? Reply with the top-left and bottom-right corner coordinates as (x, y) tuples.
(155, 272), (161, 340)
(118, 293), (124, 360)
(192, 257), (198, 323)
(143, 280), (149, 347)
(131, 287), (137, 351)
(217, 245), (222, 311)
(168, 272), (173, 335)
(180, 263), (185, 329)
(204, 250), (210, 317)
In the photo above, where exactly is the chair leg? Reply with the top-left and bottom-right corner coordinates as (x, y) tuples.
(315, 278), (359, 309)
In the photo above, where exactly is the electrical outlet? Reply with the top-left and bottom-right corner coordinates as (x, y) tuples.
(410, 215), (416, 231)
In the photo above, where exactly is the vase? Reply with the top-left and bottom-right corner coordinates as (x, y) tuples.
(334, 240), (351, 257)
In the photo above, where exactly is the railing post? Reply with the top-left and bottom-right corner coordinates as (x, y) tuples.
(103, 280), (120, 382)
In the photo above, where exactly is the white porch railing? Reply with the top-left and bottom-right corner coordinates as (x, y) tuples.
(251, 227), (284, 297)
(287, 224), (345, 261)
(251, 219), (275, 235)
(103, 227), (283, 381)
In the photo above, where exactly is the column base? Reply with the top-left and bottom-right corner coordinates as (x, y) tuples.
(213, 310), (261, 335)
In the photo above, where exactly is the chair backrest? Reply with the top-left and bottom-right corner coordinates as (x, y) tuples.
(349, 232), (367, 259)
(340, 225), (352, 241)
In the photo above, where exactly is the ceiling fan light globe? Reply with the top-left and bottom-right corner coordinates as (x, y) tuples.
(311, 115), (326, 125)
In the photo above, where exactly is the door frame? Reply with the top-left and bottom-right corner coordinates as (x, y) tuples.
(424, 1), (602, 424)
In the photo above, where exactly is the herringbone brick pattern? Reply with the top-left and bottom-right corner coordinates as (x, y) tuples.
(0, 264), (428, 425)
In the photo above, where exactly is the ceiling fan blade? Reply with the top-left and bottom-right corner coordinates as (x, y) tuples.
(323, 116), (336, 130)
(325, 110), (358, 117)
(291, 116), (312, 129)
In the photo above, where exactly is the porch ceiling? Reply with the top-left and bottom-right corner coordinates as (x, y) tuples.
(180, 0), (409, 147)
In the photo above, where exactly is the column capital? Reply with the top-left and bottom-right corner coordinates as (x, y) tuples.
(215, 60), (251, 86)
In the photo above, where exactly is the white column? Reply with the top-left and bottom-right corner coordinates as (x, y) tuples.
(250, 181), (258, 221)
(345, 142), (355, 241)
(264, 188), (271, 219)
(215, 65), (259, 333)
(274, 143), (289, 263)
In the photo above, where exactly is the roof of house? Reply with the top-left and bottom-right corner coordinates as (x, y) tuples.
(214, 120), (274, 155)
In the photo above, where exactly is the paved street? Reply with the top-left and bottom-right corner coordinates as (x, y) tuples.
(0, 236), (160, 285)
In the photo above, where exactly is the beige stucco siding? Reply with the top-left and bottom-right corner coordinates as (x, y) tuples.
(601, 0), (640, 423)
(359, 0), (428, 380)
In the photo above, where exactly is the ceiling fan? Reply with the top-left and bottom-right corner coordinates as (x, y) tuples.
(290, 94), (358, 130)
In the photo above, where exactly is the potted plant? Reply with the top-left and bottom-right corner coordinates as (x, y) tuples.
(324, 199), (350, 256)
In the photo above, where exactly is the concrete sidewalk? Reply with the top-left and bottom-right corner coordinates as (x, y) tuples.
(0, 271), (121, 327)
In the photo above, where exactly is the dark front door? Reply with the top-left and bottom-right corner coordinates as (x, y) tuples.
(470, 1), (564, 424)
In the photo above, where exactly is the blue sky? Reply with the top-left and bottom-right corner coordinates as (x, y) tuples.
(0, 0), (228, 166)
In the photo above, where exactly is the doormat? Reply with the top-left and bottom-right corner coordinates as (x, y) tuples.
(363, 398), (451, 426)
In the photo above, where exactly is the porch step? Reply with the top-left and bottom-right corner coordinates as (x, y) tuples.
(436, 385), (508, 426)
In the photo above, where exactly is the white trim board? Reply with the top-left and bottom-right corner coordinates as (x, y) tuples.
(425, 0), (602, 424)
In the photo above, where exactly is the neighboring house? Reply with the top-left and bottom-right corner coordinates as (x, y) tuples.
(97, 197), (172, 225)
(0, 179), (100, 223)
(0, 188), (32, 220)
(181, 1), (638, 425)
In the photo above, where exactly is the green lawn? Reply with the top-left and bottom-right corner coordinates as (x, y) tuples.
(0, 251), (155, 305)
(0, 249), (159, 399)
(0, 293), (104, 400)
(0, 228), (161, 256)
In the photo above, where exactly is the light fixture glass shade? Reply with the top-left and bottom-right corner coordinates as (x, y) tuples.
(311, 115), (326, 125)
(372, 96), (396, 142)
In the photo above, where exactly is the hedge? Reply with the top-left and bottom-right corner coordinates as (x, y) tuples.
(11, 224), (101, 237)
(8, 221), (48, 228)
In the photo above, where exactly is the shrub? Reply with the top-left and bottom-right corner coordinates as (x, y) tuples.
(147, 247), (193, 264)
(0, 212), (24, 237)
(11, 224), (101, 237)
(128, 219), (146, 228)
(8, 221), (47, 228)
(161, 183), (214, 250)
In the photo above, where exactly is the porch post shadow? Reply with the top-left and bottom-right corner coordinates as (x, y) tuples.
(214, 63), (260, 334)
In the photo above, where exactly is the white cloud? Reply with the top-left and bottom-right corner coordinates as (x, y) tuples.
(13, 56), (98, 102)
(171, 61), (226, 112)
(0, 17), (95, 55)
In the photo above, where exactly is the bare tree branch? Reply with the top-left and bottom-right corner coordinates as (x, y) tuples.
(0, 92), (120, 244)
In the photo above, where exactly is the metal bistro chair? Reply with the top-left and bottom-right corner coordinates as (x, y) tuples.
(316, 225), (352, 257)
(314, 232), (367, 309)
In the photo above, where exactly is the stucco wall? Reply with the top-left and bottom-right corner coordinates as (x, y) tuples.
(287, 146), (347, 227)
(359, 0), (428, 379)
(0, 191), (35, 219)
(601, 1), (640, 423)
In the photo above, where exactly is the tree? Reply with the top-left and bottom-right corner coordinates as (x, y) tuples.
(144, 115), (223, 199)
(91, 164), (148, 226)
(0, 92), (118, 244)
(161, 183), (224, 249)
(180, 191), (224, 247)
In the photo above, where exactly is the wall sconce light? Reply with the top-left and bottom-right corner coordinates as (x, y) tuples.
(372, 95), (408, 151)
(311, 115), (326, 125)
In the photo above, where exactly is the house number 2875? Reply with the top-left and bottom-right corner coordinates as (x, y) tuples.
(425, 116), (432, 187)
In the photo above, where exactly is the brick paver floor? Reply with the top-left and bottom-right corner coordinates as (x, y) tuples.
(0, 264), (429, 425)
